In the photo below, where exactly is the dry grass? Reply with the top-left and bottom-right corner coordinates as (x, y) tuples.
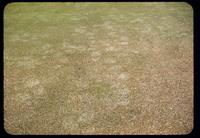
(4, 2), (193, 135)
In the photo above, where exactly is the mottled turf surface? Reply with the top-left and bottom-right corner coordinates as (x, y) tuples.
(4, 2), (193, 135)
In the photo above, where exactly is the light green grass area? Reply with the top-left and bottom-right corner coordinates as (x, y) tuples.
(4, 2), (193, 135)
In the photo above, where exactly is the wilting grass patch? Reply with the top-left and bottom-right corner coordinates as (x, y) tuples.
(4, 2), (193, 135)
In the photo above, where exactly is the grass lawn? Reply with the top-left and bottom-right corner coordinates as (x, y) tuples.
(4, 2), (193, 135)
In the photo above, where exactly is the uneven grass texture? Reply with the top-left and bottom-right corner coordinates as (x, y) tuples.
(4, 2), (193, 135)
